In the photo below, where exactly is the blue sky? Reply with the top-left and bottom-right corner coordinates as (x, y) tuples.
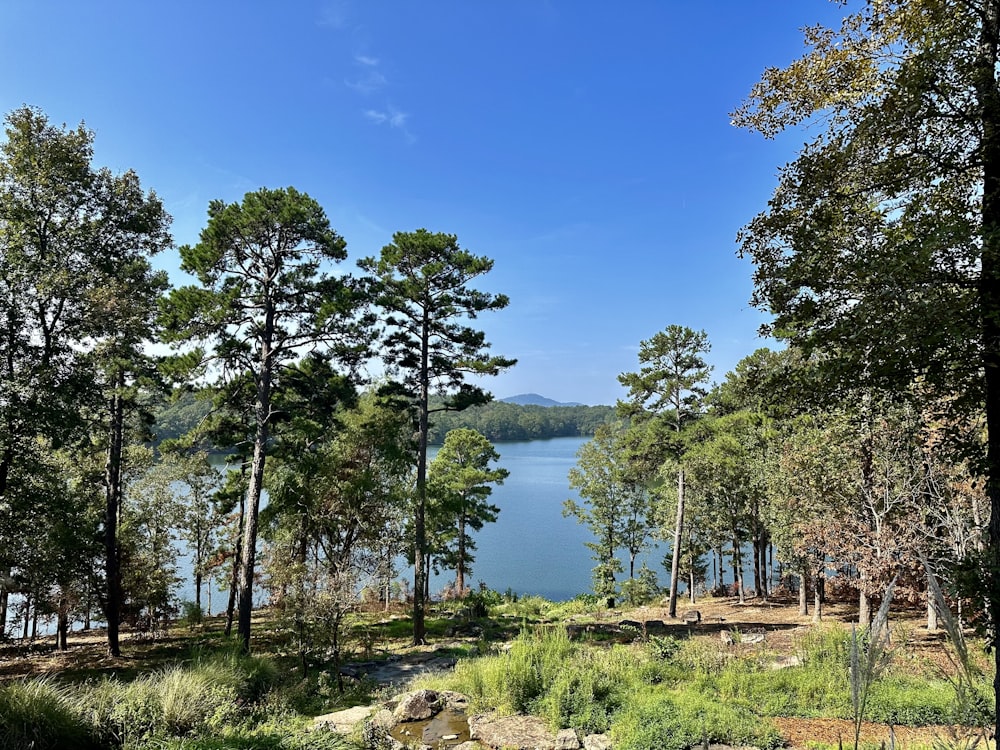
(0, 1), (849, 406)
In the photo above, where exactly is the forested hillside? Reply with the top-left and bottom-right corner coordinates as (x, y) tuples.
(150, 391), (613, 447)
(426, 400), (614, 443)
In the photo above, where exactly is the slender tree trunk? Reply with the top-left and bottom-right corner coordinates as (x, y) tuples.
(413, 315), (430, 644)
(21, 597), (28, 639)
(752, 535), (762, 598)
(975, 1), (1000, 724)
(104, 373), (125, 657)
(237, 310), (275, 653)
(799, 564), (809, 616)
(732, 534), (745, 604)
(0, 569), (8, 638)
(56, 593), (68, 651)
(667, 469), (685, 617)
(927, 592), (939, 632)
(225, 495), (244, 637)
(859, 588), (871, 626)
(457, 510), (466, 593)
(814, 569), (824, 623)
(717, 545), (726, 593)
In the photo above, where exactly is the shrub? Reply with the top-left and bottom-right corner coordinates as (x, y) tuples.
(0, 678), (95, 750)
(865, 676), (962, 726)
(181, 600), (204, 628)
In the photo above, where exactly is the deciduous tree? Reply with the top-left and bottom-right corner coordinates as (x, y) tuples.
(734, 1), (1000, 713)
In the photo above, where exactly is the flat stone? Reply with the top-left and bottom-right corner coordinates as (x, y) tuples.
(583, 733), (612, 750)
(313, 704), (375, 733)
(555, 728), (581, 748)
(469, 713), (562, 749)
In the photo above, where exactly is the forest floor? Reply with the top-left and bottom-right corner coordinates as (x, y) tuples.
(0, 593), (991, 749)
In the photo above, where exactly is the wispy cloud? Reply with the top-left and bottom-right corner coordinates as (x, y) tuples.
(365, 105), (414, 142)
(345, 54), (387, 94)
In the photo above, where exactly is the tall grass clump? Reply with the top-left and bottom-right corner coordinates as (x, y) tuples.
(535, 645), (640, 734)
(80, 648), (281, 746)
(0, 677), (96, 750)
(453, 627), (577, 714)
(922, 555), (996, 737)
(610, 689), (782, 750)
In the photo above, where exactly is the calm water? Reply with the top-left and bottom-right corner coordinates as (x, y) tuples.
(427, 436), (600, 601)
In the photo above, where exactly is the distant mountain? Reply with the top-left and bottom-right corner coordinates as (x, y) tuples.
(500, 393), (584, 407)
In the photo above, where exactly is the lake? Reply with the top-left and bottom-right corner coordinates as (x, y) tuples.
(427, 436), (603, 601)
(192, 436), (661, 606)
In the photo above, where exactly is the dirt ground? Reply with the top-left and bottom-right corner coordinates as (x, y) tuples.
(0, 596), (993, 749)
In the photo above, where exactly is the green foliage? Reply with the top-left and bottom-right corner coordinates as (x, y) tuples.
(620, 563), (661, 606)
(0, 678), (96, 750)
(610, 689), (782, 750)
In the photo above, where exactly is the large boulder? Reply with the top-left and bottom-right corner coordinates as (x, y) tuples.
(393, 689), (442, 722)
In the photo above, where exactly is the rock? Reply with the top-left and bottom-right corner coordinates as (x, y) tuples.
(770, 654), (802, 669)
(469, 712), (563, 749)
(361, 709), (405, 750)
(683, 609), (702, 624)
(555, 728), (581, 748)
(393, 689), (441, 721)
(617, 619), (642, 630)
(644, 619), (666, 633)
(313, 704), (375, 733)
(583, 734), (613, 750)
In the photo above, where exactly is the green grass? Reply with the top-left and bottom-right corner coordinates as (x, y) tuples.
(0, 677), (97, 750)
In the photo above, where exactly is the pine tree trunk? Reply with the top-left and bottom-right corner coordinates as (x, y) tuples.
(225, 494), (243, 638)
(752, 535), (762, 598)
(413, 316), (431, 644)
(56, 593), (68, 651)
(732, 535), (745, 604)
(237, 306), (275, 654)
(457, 511), (466, 594)
(667, 469), (685, 617)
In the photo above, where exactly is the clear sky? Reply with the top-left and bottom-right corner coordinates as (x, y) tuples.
(0, 1), (850, 406)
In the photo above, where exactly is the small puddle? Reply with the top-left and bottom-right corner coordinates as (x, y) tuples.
(390, 707), (471, 748)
